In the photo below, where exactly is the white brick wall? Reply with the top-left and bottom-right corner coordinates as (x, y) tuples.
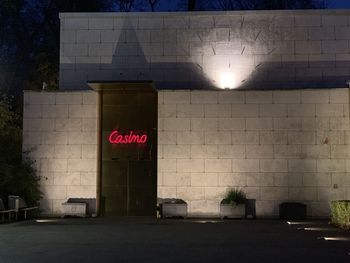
(158, 88), (350, 218)
(23, 91), (98, 215)
(59, 10), (350, 90)
(25, 88), (350, 218)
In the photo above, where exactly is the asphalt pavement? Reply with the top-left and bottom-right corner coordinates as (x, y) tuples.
(0, 218), (349, 263)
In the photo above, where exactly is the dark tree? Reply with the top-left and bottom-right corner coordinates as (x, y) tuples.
(147, 0), (158, 11)
(211, 0), (326, 10)
(188, 0), (196, 11)
(181, 0), (326, 11)
(0, 0), (113, 95)
(0, 94), (41, 207)
(117, 0), (135, 11)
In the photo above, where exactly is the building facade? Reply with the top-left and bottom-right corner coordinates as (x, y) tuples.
(23, 10), (350, 217)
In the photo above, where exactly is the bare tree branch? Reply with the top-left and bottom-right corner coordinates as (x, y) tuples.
(148, 0), (157, 11)
(117, 0), (134, 12)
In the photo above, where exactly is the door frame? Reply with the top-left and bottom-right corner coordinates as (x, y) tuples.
(88, 81), (157, 216)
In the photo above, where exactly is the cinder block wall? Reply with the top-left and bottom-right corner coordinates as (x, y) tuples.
(23, 88), (350, 217)
(157, 88), (350, 217)
(23, 91), (98, 215)
(60, 10), (350, 90)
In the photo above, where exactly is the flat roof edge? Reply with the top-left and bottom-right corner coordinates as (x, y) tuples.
(59, 9), (350, 18)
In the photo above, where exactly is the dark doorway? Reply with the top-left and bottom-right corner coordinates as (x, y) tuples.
(92, 82), (157, 216)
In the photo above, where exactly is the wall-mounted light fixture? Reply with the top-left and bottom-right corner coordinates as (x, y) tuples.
(220, 72), (236, 90)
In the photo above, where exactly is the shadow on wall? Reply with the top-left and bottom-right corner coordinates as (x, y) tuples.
(60, 16), (350, 90)
(60, 18), (215, 90)
(240, 60), (350, 90)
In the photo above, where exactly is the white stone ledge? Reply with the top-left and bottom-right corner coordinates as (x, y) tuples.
(59, 10), (350, 19)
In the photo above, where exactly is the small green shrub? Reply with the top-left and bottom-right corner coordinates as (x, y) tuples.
(222, 189), (247, 207)
(330, 200), (350, 229)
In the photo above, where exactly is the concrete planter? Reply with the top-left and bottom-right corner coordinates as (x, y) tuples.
(62, 202), (86, 217)
(220, 203), (245, 219)
(279, 202), (306, 220)
(161, 199), (187, 218)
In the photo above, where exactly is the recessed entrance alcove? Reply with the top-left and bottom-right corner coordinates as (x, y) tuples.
(89, 82), (157, 216)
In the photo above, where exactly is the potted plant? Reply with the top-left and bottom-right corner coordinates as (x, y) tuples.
(220, 188), (247, 219)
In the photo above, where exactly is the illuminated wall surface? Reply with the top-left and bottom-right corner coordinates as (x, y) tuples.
(23, 91), (98, 214)
(60, 10), (350, 90)
(23, 89), (350, 217)
(22, 10), (350, 217)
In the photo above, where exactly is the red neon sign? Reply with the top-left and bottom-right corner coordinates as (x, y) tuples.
(108, 130), (148, 144)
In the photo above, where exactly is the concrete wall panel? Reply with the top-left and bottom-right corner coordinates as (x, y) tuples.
(59, 10), (350, 90)
(158, 88), (350, 217)
(23, 91), (98, 215)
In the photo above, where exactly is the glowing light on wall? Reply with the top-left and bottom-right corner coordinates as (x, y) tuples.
(109, 130), (147, 144)
(219, 72), (236, 89)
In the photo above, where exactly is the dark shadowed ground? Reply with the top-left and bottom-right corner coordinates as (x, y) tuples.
(0, 218), (349, 263)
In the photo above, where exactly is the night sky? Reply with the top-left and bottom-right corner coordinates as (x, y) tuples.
(156, 0), (350, 11)
(328, 0), (350, 8)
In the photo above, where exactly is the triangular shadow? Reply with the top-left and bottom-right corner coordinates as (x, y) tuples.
(60, 17), (215, 90)
(59, 17), (350, 90)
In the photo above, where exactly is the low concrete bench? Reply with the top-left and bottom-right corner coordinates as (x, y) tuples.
(160, 199), (188, 218)
(279, 202), (307, 220)
(62, 198), (96, 217)
(0, 199), (17, 222)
